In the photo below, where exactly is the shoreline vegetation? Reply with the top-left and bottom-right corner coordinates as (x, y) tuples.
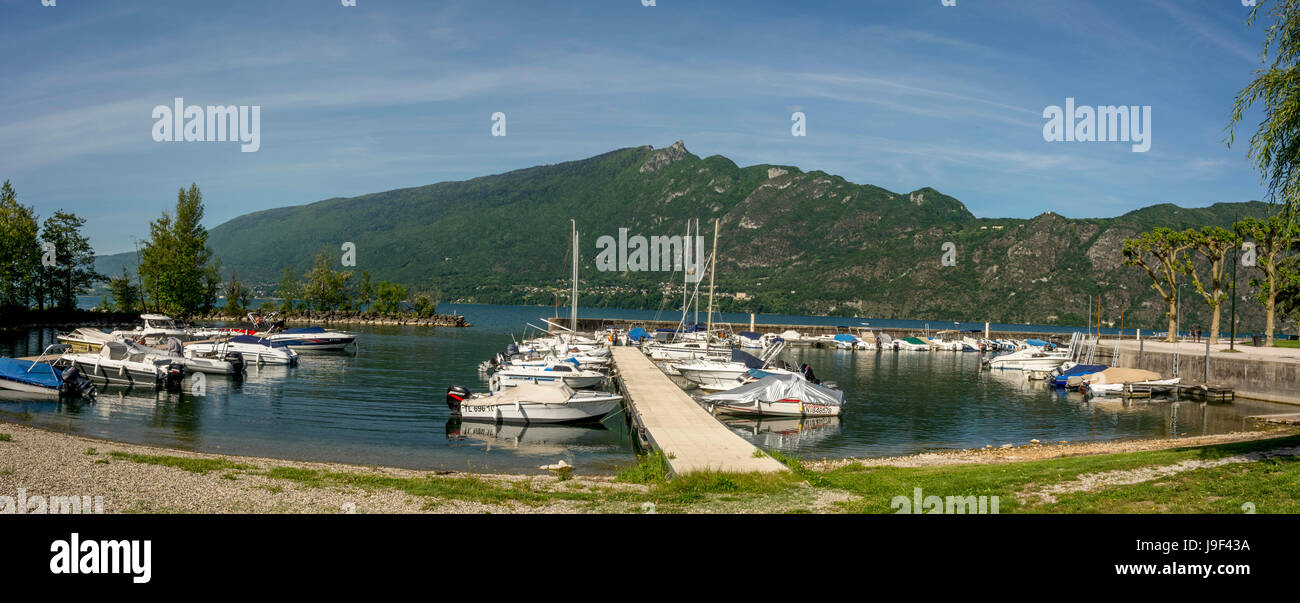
(2, 420), (1295, 514)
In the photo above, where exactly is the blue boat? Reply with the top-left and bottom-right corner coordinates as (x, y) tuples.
(0, 351), (97, 399)
(1051, 364), (1107, 388)
(264, 327), (356, 350)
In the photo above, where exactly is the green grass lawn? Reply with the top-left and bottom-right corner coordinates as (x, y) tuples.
(102, 432), (1300, 513)
(1273, 339), (1300, 349)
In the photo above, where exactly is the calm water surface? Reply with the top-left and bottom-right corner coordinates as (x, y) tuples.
(1, 303), (1292, 472)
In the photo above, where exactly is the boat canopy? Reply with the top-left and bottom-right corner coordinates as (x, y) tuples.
(486, 383), (576, 405)
(832, 333), (858, 342)
(738, 331), (761, 340)
(1052, 364), (1107, 386)
(1025, 339), (1050, 347)
(704, 373), (844, 407)
(627, 327), (650, 341)
(903, 337), (928, 345)
(730, 349), (766, 369)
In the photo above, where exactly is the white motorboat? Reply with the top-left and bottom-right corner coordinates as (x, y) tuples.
(56, 328), (114, 353)
(263, 326), (357, 351)
(185, 335), (299, 366)
(986, 347), (1070, 370)
(494, 360), (606, 389)
(703, 373), (845, 417)
(645, 341), (728, 362)
(673, 345), (783, 388)
(111, 314), (190, 343)
(445, 383), (622, 424)
(61, 341), (186, 389)
(895, 337), (932, 351)
(129, 338), (244, 375)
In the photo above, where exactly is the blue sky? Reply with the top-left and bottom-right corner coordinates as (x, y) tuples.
(0, 0), (1276, 255)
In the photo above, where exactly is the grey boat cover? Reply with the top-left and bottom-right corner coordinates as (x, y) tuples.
(703, 373), (844, 407)
(167, 337), (184, 358)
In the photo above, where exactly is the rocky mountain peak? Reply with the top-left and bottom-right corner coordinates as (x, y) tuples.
(639, 140), (691, 173)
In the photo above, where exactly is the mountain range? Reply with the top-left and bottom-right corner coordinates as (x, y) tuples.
(95, 141), (1279, 330)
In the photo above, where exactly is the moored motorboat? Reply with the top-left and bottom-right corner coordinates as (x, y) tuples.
(445, 383), (622, 424)
(703, 373), (845, 417)
(60, 341), (186, 389)
(0, 347), (97, 399)
(185, 335), (298, 366)
(495, 359), (606, 389)
(263, 326), (357, 351)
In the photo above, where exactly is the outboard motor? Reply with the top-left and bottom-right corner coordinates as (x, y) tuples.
(446, 385), (470, 413)
(163, 362), (186, 391)
(59, 365), (96, 400)
(224, 351), (246, 375)
(800, 363), (821, 385)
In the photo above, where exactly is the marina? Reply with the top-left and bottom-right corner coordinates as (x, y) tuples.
(3, 304), (1295, 473)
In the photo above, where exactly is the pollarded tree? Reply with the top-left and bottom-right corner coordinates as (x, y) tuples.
(1236, 213), (1300, 345)
(1123, 228), (1195, 341)
(1183, 226), (1241, 344)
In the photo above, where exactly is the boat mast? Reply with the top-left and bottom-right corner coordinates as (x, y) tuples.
(577, 219), (582, 332)
(706, 218), (719, 349)
(694, 218), (700, 327)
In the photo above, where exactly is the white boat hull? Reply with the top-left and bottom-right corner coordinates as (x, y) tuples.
(456, 394), (622, 424)
(710, 398), (842, 417)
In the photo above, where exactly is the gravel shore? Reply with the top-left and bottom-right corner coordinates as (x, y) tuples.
(2, 421), (1293, 513)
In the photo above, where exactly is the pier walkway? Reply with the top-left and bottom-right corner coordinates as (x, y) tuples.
(609, 346), (788, 475)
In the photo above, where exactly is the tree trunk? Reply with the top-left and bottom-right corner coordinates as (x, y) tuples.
(1209, 304), (1221, 346)
(1266, 293), (1277, 346)
(1166, 298), (1178, 342)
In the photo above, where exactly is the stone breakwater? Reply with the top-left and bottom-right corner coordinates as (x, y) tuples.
(194, 311), (470, 327)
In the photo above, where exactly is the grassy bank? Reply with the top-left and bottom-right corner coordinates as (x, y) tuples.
(3, 423), (1297, 513)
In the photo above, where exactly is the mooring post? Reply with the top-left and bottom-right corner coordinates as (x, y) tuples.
(1138, 331), (1144, 370)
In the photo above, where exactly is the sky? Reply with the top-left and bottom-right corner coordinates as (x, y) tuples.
(0, 0), (1278, 255)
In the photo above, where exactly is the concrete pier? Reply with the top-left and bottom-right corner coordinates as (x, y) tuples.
(609, 346), (788, 475)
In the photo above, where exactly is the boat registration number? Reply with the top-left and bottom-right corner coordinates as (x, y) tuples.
(462, 405), (494, 413)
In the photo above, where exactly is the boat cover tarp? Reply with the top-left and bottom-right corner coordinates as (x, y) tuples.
(779, 330), (802, 339)
(1084, 367), (1162, 385)
(1052, 364), (1106, 386)
(487, 383), (575, 405)
(903, 337), (928, 345)
(704, 373), (844, 407)
(730, 349), (766, 369)
(1025, 339), (1050, 347)
(167, 337), (184, 357)
(738, 331), (761, 340)
(0, 358), (62, 388)
(833, 333), (858, 342)
(627, 327), (650, 341)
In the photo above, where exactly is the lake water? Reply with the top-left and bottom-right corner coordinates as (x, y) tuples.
(1, 303), (1292, 473)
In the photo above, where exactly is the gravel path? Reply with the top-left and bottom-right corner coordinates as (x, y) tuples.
(0, 422), (646, 514)
(803, 429), (1297, 471)
(1020, 444), (1300, 504)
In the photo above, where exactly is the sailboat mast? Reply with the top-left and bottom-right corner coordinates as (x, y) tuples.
(706, 218), (719, 347)
(570, 219), (578, 333)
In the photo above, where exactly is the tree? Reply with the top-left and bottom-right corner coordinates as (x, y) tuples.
(1183, 226), (1241, 344)
(1228, 0), (1300, 219)
(278, 266), (301, 312)
(40, 210), (103, 310)
(1237, 213), (1300, 345)
(301, 252), (352, 311)
(355, 270), (374, 312)
(1123, 228), (1195, 341)
(0, 180), (40, 309)
(223, 270), (251, 316)
(108, 268), (140, 313)
(372, 281), (408, 313)
(138, 184), (221, 316)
